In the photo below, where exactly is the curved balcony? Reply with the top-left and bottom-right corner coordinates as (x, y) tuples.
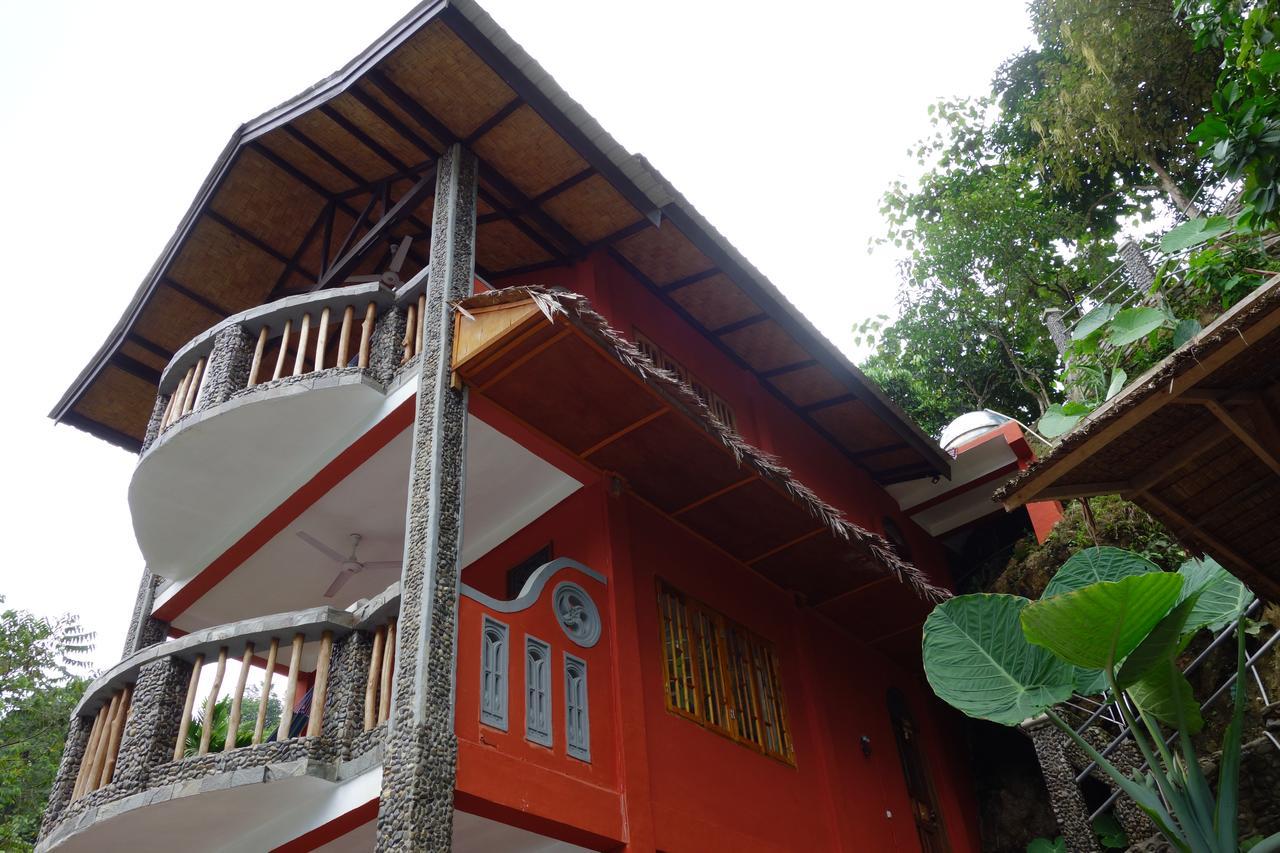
(38, 585), (400, 852)
(131, 280), (432, 586)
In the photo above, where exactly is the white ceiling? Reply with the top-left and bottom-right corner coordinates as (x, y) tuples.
(887, 435), (1018, 537)
(313, 810), (593, 853)
(173, 416), (580, 633)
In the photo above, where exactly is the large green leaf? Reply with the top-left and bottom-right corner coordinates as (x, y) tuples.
(922, 594), (1075, 726)
(1159, 216), (1234, 253)
(1021, 574), (1184, 670)
(1107, 307), (1167, 346)
(1177, 557), (1254, 633)
(1043, 547), (1159, 598)
(1117, 594), (1199, 689)
(1127, 657), (1205, 734)
(1073, 303), (1119, 340)
(1038, 403), (1091, 438)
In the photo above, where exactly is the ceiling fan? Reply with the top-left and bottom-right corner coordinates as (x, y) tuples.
(344, 237), (414, 289)
(296, 532), (402, 598)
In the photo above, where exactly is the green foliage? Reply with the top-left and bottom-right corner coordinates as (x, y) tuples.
(1092, 813), (1129, 848)
(183, 688), (281, 757)
(921, 549), (1276, 852)
(0, 600), (94, 851)
(1027, 836), (1068, 853)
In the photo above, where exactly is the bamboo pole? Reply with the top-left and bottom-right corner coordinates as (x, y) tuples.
(272, 319), (293, 381)
(224, 644), (254, 753)
(402, 304), (416, 364)
(253, 638), (280, 745)
(73, 705), (109, 799)
(364, 626), (385, 731)
(359, 302), (376, 369)
(379, 619), (396, 724)
(184, 357), (207, 414)
(279, 634), (305, 741)
(174, 653), (205, 761)
(158, 391), (177, 431)
(248, 326), (269, 387)
(85, 692), (121, 791)
(416, 293), (426, 358)
(77, 701), (112, 797)
(293, 313), (312, 376)
(306, 631), (334, 737)
(198, 648), (228, 755)
(315, 306), (331, 370)
(98, 686), (132, 789)
(172, 367), (194, 421)
(337, 305), (354, 368)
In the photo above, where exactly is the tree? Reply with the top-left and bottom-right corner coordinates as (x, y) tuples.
(0, 600), (93, 851)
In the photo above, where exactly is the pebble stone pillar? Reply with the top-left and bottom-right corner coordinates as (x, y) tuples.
(140, 393), (169, 453)
(38, 714), (92, 839)
(121, 568), (168, 657)
(195, 324), (254, 410)
(322, 631), (374, 761)
(1119, 240), (1156, 292)
(375, 145), (475, 853)
(110, 656), (193, 794)
(370, 307), (409, 383)
(1023, 716), (1103, 853)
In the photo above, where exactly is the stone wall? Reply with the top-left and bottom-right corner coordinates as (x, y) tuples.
(196, 324), (254, 410)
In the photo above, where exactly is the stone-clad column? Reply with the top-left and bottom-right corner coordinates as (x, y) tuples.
(370, 306), (408, 383)
(323, 631), (373, 761)
(376, 145), (475, 852)
(38, 714), (92, 839)
(1023, 717), (1102, 853)
(196, 324), (254, 410)
(111, 656), (192, 794)
(121, 568), (168, 657)
(140, 393), (169, 453)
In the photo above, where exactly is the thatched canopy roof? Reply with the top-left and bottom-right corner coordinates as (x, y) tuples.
(51, 0), (949, 489)
(1000, 275), (1280, 601)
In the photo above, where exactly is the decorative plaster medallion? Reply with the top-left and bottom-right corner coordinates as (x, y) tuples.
(552, 582), (600, 647)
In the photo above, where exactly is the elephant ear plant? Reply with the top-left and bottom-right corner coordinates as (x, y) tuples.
(922, 547), (1277, 853)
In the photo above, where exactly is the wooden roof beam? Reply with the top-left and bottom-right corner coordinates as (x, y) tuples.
(1202, 397), (1280, 478)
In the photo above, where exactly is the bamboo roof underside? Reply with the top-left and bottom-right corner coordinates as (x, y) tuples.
(52, 0), (949, 489)
(999, 275), (1280, 601)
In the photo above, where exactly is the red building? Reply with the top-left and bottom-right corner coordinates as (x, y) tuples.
(40, 2), (1005, 850)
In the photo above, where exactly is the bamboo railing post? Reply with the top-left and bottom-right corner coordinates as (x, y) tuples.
(359, 302), (376, 369)
(185, 356), (207, 414)
(294, 313), (312, 376)
(248, 326), (269, 387)
(379, 619), (396, 725)
(198, 647), (228, 755)
(73, 705), (109, 799)
(98, 686), (132, 789)
(272, 319), (293, 381)
(172, 367), (194, 421)
(174, 653), (205, 761)
(224, 644), (254, 753)
(158, 391), (177, 431)
(364, 626), (386, 731)
(416, 293), (426, 357)
(85, 692), (121, 791)
(306, 631), (334, 738)
(402, 304), (416, 364)
(315, 306), (331, 370)
(279, 634), (305, 740)
(337, 305), (354, 368)
(253, 638), (280, 745)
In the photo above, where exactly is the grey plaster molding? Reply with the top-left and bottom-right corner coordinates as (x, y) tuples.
(158, 283), (395, 392)
(83, 583), (403, 719)
(459, 558), (606, 614)
(394, 267), (431, 305)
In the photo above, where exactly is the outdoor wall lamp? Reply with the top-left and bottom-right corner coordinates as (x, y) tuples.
(860, 735), (872, 758)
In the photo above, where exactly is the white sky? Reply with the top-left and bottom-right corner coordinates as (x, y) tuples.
(0, 0), (1032, 670)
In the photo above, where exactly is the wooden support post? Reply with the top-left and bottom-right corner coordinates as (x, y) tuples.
(172, 367), (194, 420)
(315, 306), (332, 370)
(158, 391), (177, 431)
(306, 631), (334, 737)
(185, 357), (207, 413)
(253, 638), (280, 745)
(98, 686), (132, 789)
(279, 633), (305, 741)
(365, 626), (386, 731)
(272, 319), (293, 381)
(73, 706), (109, 799)
(174, 653), (205, 761)
(198, 647), (228, 755)
(248, 326), (269, 387)
(294, 313), (312, 376)
(416, 293), (426, 357)
(359, 302), (376, 369)
(402, 304), (417, 364)
(337, 305), (355, 368)
(86, 692), (122, 791)
(379, 619), (396, 725)
(224, 644), (254, 753)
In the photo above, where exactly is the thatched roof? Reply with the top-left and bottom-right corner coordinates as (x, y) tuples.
(999, 275), (1280, 601)
(456, 285), (950, 611)
(50, 0), (950, 490)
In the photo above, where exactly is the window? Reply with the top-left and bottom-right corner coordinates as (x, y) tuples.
(656, 580), (794, 763)
(564, 654), (590, 762)
(525, 636), (552, 746)
(633, 330), (737, 431)
(480, 617), (508, 730)
(506, 544), (553, 599)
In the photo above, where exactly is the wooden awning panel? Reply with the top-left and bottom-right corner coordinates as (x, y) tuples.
(452, 289), (943, 650)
